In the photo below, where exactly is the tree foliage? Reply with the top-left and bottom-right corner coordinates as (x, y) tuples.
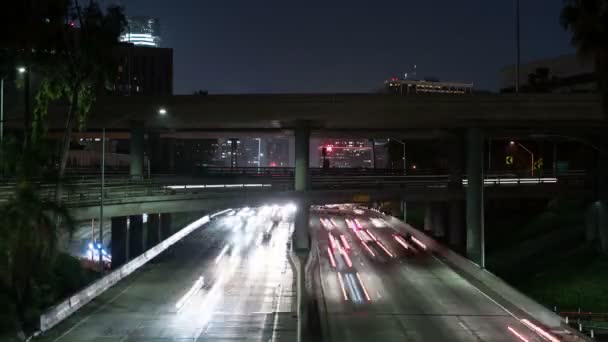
(0, 139), (74, 334)
(561, 0), (608, 110)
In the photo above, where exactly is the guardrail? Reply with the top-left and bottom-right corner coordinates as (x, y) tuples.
(38, 209), (232, 333)
(0, 171), (589, 208)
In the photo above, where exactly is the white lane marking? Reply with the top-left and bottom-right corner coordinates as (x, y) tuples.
(51, 278), (138, 342)
(270, 284), (284, 342)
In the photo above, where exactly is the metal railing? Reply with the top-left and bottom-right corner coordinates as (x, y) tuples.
(0, 170), (590, 207)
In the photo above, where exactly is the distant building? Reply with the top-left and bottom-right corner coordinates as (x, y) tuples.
(500, 54), (595, 93)
(119, 17), (161, 47)
(385, 78), (474, 95)
(314, 139), (374, 168)
(111, 44), (173, 96)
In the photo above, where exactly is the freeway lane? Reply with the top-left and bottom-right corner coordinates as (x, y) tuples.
(314, 206), (550, 342)
(36, 207), (296, 342)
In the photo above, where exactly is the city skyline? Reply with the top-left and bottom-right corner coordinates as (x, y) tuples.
(117, 0), (573, 94)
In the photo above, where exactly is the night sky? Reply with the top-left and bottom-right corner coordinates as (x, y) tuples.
(116, 0), (574, 94)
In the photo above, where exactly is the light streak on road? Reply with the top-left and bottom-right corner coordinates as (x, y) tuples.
(353, 219), (363, 229)
(327, 247), (337, 268)
(361, 241), (376, 257)
(214, 245), (230, 264)
(339, 235), (351, 251)
(337, 273), (348, 301)
(376, 240), (395, 258)
(175, 276), (204, 311)
(411, 236), (427, 250)
(345, 274), (363, 304)
(520, 319), (560, 342)
(370, 218), (386, 228)
(339, 245), (353, 268)
(356, 272), (372, 301)
(330, 218), (339, 228)
(508, 326), (530, 342)
(329, 233), (337, 250)
(394, 235), (410, 250)
(366, 229), (378, 242)
(345, 219), (356, 231)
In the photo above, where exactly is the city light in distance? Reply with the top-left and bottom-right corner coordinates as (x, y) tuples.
(17, 67), (26, 74)
(158, 108), (167, 115)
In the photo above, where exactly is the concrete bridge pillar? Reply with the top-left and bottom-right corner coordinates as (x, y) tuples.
(400, 200), (407, 223)
(129, 215), (144, 259)
(111, 216), (128, 269)
(424, 202), (446, 239)
(447, 132), (466, 252)
(130, 120), (145, 180)
(148, 132), (162, 175)
(424, 202), (433, 233)
(466, 127), (484, 266)
(160, 213), (172, 240)
(294, 121), (310, 192)
(146, 213), (161, 250)
(432, 203), (446, 238)
(293, 120), (311, 342)
(448, 201), (465, 252)
(593, 140), (608, 251)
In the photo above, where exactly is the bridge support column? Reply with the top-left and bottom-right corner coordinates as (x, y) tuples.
(466, 127), (484, 267)
(448, 201), (465, 252)
(291, 201), (310, 342)
(593, 141), (608, 252)
(293, 121), (311, 342)
(129, 215), (144, 259)
(146, 213), (161, 250)
(424, 203), (446, 239)
(424, 203), (433, 233)
(400, 200), (407, 223)
(130, 120), (145, 180)
(431, 203), (446, 239)
(111, 216), (128, 269)
(161, 213), (172, 240)
(294, 121), (310, 192)
(447, 132), (465, 252)
(369, 138), (376, 169)
(148, 132), (162, 175)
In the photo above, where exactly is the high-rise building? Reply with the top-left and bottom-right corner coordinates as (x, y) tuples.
(119, 17), (161, 47)
(111, 44), (173, 96)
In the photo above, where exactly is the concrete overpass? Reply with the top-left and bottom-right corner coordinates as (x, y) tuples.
(6, 93), (607, 263)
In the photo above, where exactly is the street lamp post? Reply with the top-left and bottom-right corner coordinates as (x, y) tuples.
(99, 128), (105, 271)
(515, 0), (520, 94)
(257, 138), (261, 173)
(510, 140), (534, 176)
(98, 108), (168, 270)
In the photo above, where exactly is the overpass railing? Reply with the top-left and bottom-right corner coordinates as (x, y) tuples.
(0, 169), (590, 207)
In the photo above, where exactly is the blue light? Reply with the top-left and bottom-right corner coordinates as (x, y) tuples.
(88, 243), (94, 250)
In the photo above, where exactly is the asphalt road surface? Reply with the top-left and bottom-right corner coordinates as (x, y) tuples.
(313, 206), (559, 342)
(37, 207), (296, 342)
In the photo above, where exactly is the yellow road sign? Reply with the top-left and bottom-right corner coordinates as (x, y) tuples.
(506, 155), (514, 165)
(535, 158), (543, 170)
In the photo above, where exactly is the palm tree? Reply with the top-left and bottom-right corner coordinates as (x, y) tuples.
(561, 0), (608, 113)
